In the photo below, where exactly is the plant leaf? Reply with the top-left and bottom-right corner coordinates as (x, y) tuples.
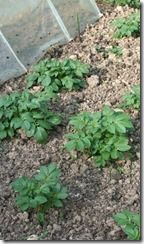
(34, 127), (48, 144)
(0, 130), (7, 139)
(65, 141), (76, 151)
(34, 196), (47, 205)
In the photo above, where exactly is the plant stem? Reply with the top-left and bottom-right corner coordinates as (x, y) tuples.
(77, 13), (82, 42)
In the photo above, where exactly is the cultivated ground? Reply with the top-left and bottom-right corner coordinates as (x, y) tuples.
(0, 3), (140, 241)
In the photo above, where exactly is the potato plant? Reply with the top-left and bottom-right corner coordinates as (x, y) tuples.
(65, 106), (133, 167)
(105, 0), (140, 8)
(26, 59), (90, 92)
(113, 210), (140, 240)
(0, 90), (61, 144)
(11, 163), (68, 224)
(112, 12), (140, 38)
(121, 84), (140, 109)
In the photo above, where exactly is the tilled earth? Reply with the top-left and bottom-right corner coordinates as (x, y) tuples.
(0, 4), (140, 241)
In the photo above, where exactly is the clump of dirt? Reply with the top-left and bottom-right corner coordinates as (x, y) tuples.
(0, 4), (140, 241)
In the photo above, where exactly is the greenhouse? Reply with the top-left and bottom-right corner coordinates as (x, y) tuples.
(0, 0), (101, 82)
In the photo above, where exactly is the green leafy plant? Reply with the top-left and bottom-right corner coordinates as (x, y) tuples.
(0, 90), (61, 143)
(113, 210), (140, 240)
(112, 12), (140, 38)
(0, 91), (19, 140)
(105, 0), (140, 8)
(96, 44), (123, 57)
(108, 45), (123, 57)
(26, 59), (90, 92)
(95, 45), (109, 59)
(11, 163), (68, 224)
(95, 45), (106, 53)
(121, 84), (140, 109)
(65, 106), (133, 167)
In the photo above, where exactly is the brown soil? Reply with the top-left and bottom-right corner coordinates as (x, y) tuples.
(0, 4), (140, 241)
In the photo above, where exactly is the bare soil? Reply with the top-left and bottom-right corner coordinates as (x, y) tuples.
(0, 4), (140, 241)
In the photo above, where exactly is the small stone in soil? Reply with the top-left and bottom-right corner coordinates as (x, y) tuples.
(27, 234), (38, 240)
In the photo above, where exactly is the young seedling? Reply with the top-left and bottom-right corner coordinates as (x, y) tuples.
(121, 84), (140, 109)
(11, 163), (68, 225)
(95, 45), (109, 59)
(95, 45), (106, 53)
(112, 12), (140, 38)
(108, 45), (123, 57)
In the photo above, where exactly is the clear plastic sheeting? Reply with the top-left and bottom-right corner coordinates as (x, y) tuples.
(0, 0), (102, 83)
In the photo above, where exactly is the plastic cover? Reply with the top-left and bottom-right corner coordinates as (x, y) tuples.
(0, 0), (102, 83)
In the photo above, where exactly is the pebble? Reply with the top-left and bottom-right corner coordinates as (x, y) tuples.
(107, 189), (113, 194)
(110, 179), (116, 184)
(27, 235), (38, 240)
(47, 225), (52, 231)
(106, 218), (114, 227)
(95, 236), (104, 240)
(108, 226), (121, 237)
(119, 180), (123, 185)
(53, 224), (61, 232)
(87, 75), (100, 88)
(71, 163), (79, 173)
(73, 215), (81, 223)
(116, 6), (123, 12)
(106, 206), (113, 211)
(17, 212), (29, 222)
(80, 164), (88, 174)
(111, 169), (121, 180)
(69, 54), (78, 60)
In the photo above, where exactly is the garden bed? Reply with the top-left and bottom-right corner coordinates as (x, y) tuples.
(0, 3), (140, 241)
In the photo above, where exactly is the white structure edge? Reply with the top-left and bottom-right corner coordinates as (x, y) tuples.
(90, 0), (103, 18)
(0, 30), (27, 73)
(46, 0), (72, 42)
